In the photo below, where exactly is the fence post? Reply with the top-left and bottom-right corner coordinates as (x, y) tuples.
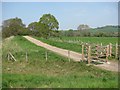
(8, 53), (10, 61)
(101, 43), (102, 46)
(68, 50), (70, 62)
(82, 45), (84, 61)
(109, 43), (112, 57)
(88, 46), (91, 64)
(96, 45), (99, 59)
(115, 43), (118, 59)
(106, 45), (109, 62)
(100, 43), (103, 55)
(45, 50), (48, 61)
(26, 52), (28, 62)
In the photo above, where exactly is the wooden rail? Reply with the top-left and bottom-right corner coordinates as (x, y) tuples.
(81, 43), (119, 64)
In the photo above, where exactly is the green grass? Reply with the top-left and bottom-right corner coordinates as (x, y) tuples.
(49, 37), (118, 45)
(3, 72), (118, 88)
(33, 36), (118, 57)
(2, 36), (118, 88)
(34, 36), (83, 53)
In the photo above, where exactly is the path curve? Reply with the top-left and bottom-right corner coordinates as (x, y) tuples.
(23, 36), (82, 62)
(23, 36), (118, 72)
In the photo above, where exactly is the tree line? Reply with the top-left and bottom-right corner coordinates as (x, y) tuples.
(60, 29), (118, 37)
(2, 14), (59, 38)
(60, 25), (118, 37)
(2, 13), (118, 38)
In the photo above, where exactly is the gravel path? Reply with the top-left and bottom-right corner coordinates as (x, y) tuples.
(23, 36), (82, 62)
(95, 61), (119, 72)
(23, 36), (119, 72)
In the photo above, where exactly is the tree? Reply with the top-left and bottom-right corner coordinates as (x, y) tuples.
(77, 24), (90, 30)
(28, 22), (50, 38)
(39, 14), (59, 37)
(28, 22), (38, 31)
(3, 17), (25, 28)
(39, 14), (59, 30)
(37, 23), (50, 38)
(2, 17), (26, 38)
(28, 22), (39, 36)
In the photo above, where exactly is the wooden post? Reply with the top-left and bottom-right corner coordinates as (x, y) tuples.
(106, 45), (109, 62)
(8, 53), (10, 61)
(100, 43), (103, 55)
(96, 45), (98, 59)
(45, 50), (48, 61)
(109, 43), (112, 57)
(68, 50), (70, 62)
(87, 46), (91, 64)
(115, 43), (118, 59)
(101, 43), (102, 46)
(82, 45), (84, 61)
(26, 52), (28, 62)
(9, 52), (17, 61)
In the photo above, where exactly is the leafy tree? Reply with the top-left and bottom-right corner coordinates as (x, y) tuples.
(28, 14), (59, 38)
(2, 17), (26, 38)
(28, 22), (38, 31)
(38, 23), (50, 38)
(3, 17), (25, 28)
(28, 22), (39, 36)
(39, 14), (59, 31)
(28, 22), (50, 38)
(39, 14), (59, 37)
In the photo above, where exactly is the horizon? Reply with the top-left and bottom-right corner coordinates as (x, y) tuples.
(2, 2), (118, 30)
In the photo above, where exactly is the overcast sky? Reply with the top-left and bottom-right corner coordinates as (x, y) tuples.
(2, 2), (118, 30)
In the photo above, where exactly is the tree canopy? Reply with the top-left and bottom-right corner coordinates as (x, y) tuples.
(2, 17), (28, 38)
(3, 17), (25, 28)
(39, 14), (59, 30)
(2, 14), (60, 38)
(28, 22), (38, 31)
(28, 21), (50, 38)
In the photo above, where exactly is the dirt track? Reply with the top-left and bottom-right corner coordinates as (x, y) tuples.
(23, 36), (119, 72)
(23, 36), (82, 62)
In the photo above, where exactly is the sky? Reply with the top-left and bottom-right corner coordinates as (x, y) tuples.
(2, 2), (118, 30)
(1, 0), (120, 2)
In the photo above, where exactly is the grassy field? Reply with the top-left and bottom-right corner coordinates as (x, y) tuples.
(41, 37), (118, 45)
(2, 36), (118, 88)
(34, 37), (118, 59)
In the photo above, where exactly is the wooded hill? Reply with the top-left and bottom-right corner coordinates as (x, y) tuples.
(60, 26), (118, 37)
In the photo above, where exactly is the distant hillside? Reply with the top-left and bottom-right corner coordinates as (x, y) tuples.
(90, 25), (118, 33)
(60, 25), (118, 37)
